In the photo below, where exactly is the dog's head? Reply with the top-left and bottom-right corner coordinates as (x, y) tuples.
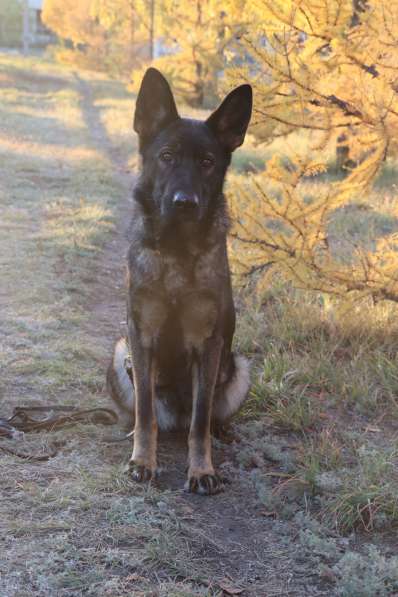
(133, 68), (252, 228)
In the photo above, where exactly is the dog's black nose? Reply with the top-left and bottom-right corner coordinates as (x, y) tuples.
(173, 191), (199, 209)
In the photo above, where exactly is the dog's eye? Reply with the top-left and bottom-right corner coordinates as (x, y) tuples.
(160, 151), (173, 163)
(201, 157), (214, 169)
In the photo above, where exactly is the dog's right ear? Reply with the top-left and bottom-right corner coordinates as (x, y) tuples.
(134, 68), (179, 148)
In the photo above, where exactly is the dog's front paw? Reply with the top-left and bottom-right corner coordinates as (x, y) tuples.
(185, 472), (224, 495)
(128, 461), (157, 482)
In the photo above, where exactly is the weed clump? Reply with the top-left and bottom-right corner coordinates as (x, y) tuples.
(333, 546), (398, 597)
(324, 445), (398, 532)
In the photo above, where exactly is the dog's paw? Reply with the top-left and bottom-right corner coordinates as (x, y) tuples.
(184, 473), (224, 495)
(128, 462), (157, 483)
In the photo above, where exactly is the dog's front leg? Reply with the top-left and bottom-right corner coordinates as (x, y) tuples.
(186, 335), (224, 495)
(128, 319), (157, 482)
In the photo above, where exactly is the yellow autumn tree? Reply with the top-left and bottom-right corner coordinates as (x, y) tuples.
(130, 0), (248, 107)
(227, 0), (398, 303)
(42, 0), (153, 74)
(42, 0), (95, 47)
(42, 0), (103, 69)
(43, 0), (245, 99)
(91, 0), (156, 72)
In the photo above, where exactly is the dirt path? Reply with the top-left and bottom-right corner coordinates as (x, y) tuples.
(73, 73), (132, 353)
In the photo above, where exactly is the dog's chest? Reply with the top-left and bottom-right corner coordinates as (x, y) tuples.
(131, 244), (225, 349)
(134, 244), (222, 297)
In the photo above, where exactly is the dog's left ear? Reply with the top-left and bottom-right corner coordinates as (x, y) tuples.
(134, 68), (179, 147)
(206, 84), (252, 152)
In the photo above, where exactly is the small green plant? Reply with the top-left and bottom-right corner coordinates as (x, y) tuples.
(266, 388), (321, 432)
(299, 528), (340, 561)
(333, 546), (398, 597)
(324, 445), (398, 532)
(251, 361), (321, 431)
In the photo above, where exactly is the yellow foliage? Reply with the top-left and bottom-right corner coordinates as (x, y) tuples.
(227, 0), (398, 304)
(44, 0), (246, 103)
(43, 0), (152, 74)
(43, 0), (95, 46)
(129, 0), (247, 106)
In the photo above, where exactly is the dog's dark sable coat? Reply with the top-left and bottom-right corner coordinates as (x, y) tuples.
(107, 68), (252, 494)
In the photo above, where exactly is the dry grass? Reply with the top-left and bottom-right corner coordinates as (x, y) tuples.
(0, 54), (163, 596)
(233, 282), (398, 530)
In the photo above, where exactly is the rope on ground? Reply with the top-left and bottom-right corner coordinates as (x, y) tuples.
(0, 405), (121, 461)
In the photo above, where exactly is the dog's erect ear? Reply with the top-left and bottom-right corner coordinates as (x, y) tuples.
(134, 68), (179, 146)
(206, 85), (252, 152)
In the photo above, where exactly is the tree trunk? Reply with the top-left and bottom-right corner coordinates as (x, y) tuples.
(149, 0), (155, 60)
(22, 0), (29, 55)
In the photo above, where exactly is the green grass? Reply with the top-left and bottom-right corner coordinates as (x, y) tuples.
(324, 444), (398, 532)
(233, 281), (398, 538)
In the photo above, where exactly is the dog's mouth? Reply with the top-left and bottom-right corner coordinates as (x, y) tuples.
(160, 196), (203, 224)
(175, 208), (200, 222)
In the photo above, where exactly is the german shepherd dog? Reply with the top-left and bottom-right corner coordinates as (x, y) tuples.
(107, 68), (252, 495)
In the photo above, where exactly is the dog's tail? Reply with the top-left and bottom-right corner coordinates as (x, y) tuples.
(107, 337), (179, 431)
(213, 354), (251, 423)
(106, 337), (134, 429)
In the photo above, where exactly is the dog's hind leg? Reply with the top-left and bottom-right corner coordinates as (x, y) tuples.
(107, 337), (135, 430)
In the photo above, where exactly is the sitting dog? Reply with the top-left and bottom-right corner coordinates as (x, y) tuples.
(107, 68), (252, 494)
